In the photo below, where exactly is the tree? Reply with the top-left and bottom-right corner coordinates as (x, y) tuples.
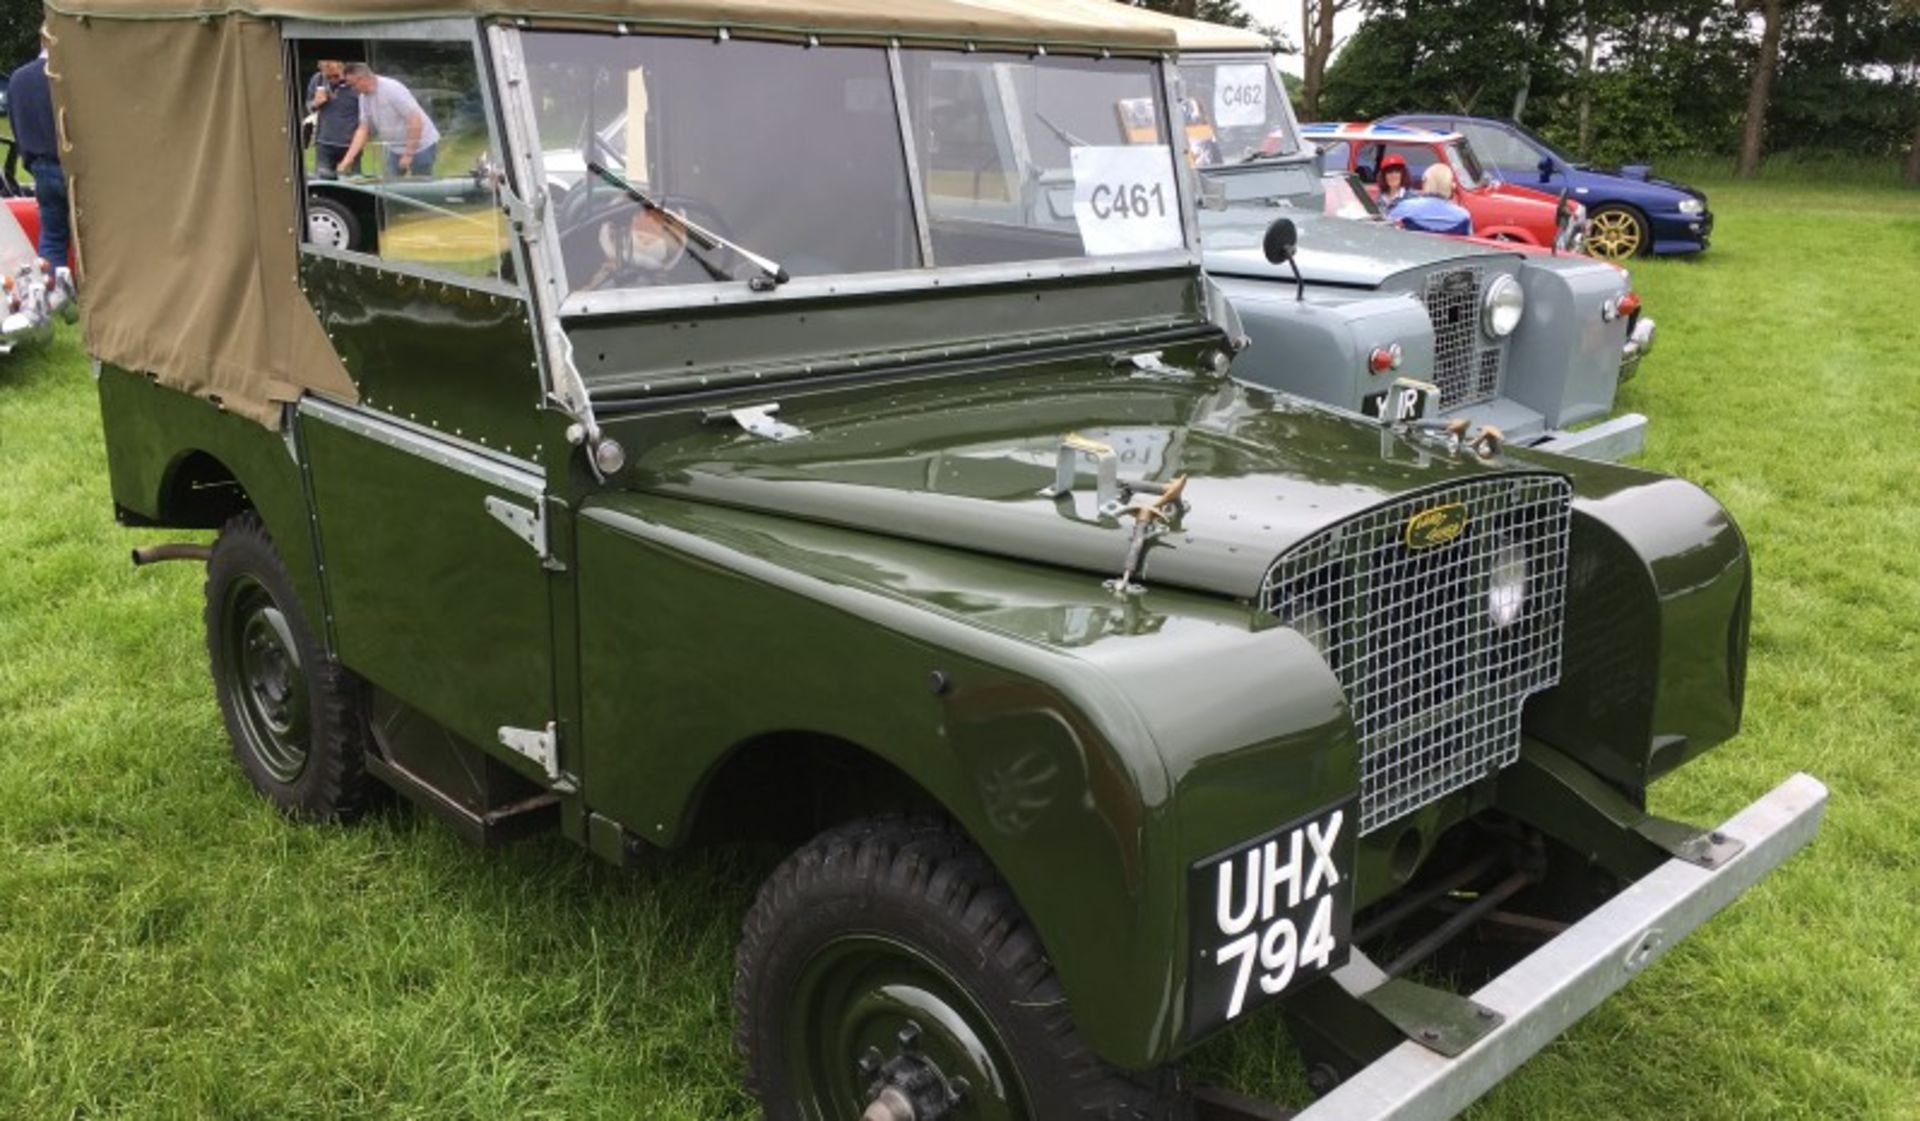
(1, 0), (42, 73)
(1300, 0), (1355, 121)
(1736, 0), (1790, 176)
(1126, 0), (1260, 27)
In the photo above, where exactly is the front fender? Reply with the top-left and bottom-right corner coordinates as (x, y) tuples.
(573, 492), (1357, 1069)
(1213, 275), (1436, 415)
(1517, 457), (1749, 793)
(1506, 256), (1632, 430)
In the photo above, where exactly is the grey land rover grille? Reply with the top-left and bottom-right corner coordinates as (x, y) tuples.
(1421, 267), (1504, 411)
(1259, 475), (1573, 834)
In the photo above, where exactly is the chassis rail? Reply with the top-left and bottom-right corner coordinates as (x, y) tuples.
(1272, 771), (1826, 1121)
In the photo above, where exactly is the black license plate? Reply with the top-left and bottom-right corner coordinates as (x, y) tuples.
(1187, 799), (1356, 1038)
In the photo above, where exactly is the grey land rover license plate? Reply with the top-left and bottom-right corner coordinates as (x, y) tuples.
(1188, 799), (1355, 1038)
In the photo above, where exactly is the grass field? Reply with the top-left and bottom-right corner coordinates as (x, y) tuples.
(3, 172), (1919, 1119)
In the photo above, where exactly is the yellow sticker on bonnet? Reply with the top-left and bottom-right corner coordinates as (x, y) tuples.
(1405, 503), (1469, 550)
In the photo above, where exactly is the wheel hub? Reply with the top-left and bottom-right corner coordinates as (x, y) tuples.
(856, 1021), (970, 1121)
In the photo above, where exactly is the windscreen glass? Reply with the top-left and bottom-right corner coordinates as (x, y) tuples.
(898, 50), (1186, 266)
(1176, 58), (1297, 167)
(522, 33), (918, 293)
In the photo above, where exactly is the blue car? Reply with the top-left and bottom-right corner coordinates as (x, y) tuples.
(1379, 113), (1712, 261)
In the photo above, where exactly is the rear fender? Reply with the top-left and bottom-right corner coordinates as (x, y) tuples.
(97, 363), (327, 635)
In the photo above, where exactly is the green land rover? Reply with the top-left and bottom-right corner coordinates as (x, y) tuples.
(51, 1), (1822, 1118)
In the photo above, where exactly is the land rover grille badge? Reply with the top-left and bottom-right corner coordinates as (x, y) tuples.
(1404, 503), (1469, 550)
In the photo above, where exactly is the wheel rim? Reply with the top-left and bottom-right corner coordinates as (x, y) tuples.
(221, 575), (311, 784)
(788, 934), (1028, 1121)
(1586, 210), (1642, 260)
(306, 208), (351, 251)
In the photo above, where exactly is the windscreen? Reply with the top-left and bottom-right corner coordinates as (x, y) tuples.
(1175, 58), (1298, 167)
(523, 33), (918, 293)
(899, 50), (1184, 266)
(520, 34), (1190, 294)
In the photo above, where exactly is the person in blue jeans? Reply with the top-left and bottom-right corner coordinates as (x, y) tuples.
(8, 34), (71, 269)
(306, 60), (363, 179)
(337, 62), (441, 179)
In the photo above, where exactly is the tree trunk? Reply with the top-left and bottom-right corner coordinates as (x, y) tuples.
(1301, 0), (1343, 122)
(1906, 115), (1920, 187)
(1511, 0), (1535, 122)
(1576, 5), (1596, 157)
(1737, 0), (1784, 179)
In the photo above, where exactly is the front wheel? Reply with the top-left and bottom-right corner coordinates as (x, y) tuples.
(1584, 204), (1648, 260)
(734, 817), (1190, 1121)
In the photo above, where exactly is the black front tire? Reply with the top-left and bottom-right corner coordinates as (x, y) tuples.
(205, 512), (373, 821)
(734, 816), (1191, 1121)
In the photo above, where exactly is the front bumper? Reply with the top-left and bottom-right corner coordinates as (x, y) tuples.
(0, 262), (75, 355)
(1619, 316), (1655, 382)
(1288, 772), (1826, 1121)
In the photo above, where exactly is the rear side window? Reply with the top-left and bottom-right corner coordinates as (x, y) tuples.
(291, 38), (513, 284)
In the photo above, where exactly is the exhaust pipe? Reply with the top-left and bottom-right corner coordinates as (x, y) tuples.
(131, 543), (212, 567)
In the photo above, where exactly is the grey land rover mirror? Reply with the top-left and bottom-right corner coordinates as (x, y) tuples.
(1262, 216), (1298, 265)
(1263, 217), (1305, 303)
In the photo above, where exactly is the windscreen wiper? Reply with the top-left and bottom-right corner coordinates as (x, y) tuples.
(1034, 111), (1091, 149)
(585, 161), (789, 291)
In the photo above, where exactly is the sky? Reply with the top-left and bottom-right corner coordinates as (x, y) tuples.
(1237, 0), (1367, 77)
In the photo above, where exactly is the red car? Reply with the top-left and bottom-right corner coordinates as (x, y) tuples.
(5, 197), (38, 247)
(1301, 122), (1581, 250)
(2, 138), (40, 248)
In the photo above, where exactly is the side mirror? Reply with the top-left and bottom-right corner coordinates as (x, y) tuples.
(1264, 218), (1306, 303)
(1537, 155), (1556, 182)
(1263, 217), (1298, 265)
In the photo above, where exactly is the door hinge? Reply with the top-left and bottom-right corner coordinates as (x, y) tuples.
(484, 495), (564, 571)
(498, 722), (560, 782)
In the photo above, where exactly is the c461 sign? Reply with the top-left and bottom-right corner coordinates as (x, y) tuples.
(1187, 800), (1355, 1037)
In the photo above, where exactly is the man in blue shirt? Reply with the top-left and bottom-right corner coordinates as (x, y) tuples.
(7, 33), (69, 268)
(305, 60), (362, 179)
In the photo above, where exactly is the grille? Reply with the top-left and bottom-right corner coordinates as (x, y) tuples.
(1419, 268), (1504, 411)
(1260, 475), (1573, 834)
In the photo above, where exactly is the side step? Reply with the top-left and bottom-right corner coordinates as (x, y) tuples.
(365, 753), (559, 847)
(364, 688), (560, 847)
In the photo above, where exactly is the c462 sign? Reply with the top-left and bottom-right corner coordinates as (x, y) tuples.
(1187, 800), (1355, 1037)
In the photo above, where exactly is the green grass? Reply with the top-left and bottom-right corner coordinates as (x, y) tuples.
(3, 172), (1919, 1119)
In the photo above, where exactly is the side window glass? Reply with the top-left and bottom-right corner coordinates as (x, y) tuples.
(1463, 123), (1537, 169)
(1315, 140), (1351, 174)
(292, 39), (512, 284)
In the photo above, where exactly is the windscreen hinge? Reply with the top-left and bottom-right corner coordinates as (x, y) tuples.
(704, 403), (808, 442)
(496, 179), (548, 246)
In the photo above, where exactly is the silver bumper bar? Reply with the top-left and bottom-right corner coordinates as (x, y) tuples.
(1618, 316), (1656, 382)
(1293, 772), (1827, 1121)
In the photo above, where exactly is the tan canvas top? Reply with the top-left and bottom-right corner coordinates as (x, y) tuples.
(47, 1), (1178, 429)
(44, 0), (1180, 52)
(955, 0), (1274, 53)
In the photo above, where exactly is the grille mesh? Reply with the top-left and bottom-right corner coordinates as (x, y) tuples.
(1420, 268), (1504, 411)
(1260, 475), (1573, 834)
